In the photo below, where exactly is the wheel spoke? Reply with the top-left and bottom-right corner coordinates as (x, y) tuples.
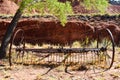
(92, 28), (115, 72)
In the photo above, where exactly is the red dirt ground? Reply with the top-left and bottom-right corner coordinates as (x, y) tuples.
(108, 5), (120, 14)
(73, 4), (120, 14)
(0, 0), (18, 14)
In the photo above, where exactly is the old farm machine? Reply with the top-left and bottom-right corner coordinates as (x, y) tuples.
(8, 23), (115, 72)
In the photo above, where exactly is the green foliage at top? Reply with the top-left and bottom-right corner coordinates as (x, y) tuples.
(18, 0), (109, 26)
(83, 0), (108, 14)
(19, 0), (33, 12)
(45, 0), (72, 26)
(19, 0), (72, 26)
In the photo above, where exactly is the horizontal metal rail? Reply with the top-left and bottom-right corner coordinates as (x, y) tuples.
(16, 47), (106, 53)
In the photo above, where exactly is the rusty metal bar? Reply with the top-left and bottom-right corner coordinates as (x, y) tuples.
(15, 47), (106, 53)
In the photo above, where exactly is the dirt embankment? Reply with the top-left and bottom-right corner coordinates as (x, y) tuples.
(0, 0), (18, 14)
(0, 15), (120, 45)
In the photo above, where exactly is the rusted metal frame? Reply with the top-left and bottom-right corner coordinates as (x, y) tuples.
(15, 47), (106, 53)
(9, 28), (115, 71)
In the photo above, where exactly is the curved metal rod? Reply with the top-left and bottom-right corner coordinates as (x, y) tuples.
(94, 28), (115, 72)
(9, 29), (24, 66)
(105, 28), (115, 70)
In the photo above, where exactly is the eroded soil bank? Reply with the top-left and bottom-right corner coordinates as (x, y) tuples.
(0, 15), (120, 45)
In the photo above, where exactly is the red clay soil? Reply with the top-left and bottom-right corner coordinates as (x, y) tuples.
(0, 18), (120, 45)
(70, 0), (120, 14)
(0, 0), (18, 14)
(0, 19), (93, 45)
(73, 4), (120, 14)
(107, 5), (120, 14)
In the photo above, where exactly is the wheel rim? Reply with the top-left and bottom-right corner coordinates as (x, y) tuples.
(94, 28), (115, 71)
(9, 29), (24, 66)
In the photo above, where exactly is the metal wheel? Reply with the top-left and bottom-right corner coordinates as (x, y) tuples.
(93, 28), (115, 72)
(9, 29), (25, 66)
